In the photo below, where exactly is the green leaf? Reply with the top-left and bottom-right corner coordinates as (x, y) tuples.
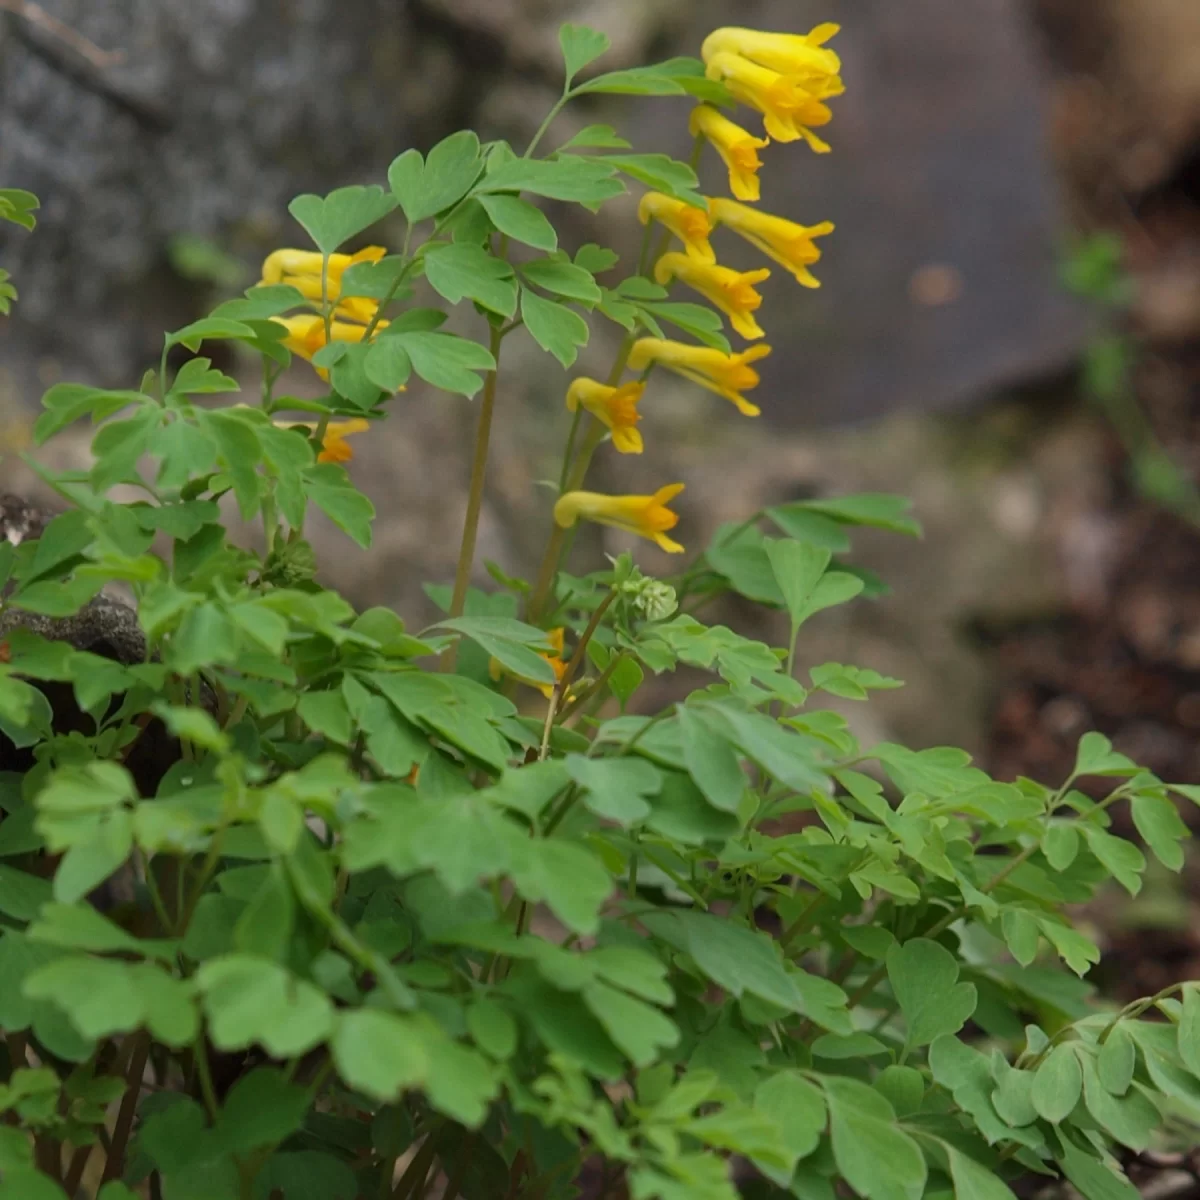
(476, 158), (624, 205)
(824, 1076), (926, 1200)
(991, 1057), (1038, 1127)
(1031, 1043), (1083, 1123)
(508, 837), (612, 935)
(764, 538), (831, 630)
(467, 997), (518, 1060)
(572, 68), (687, 96)
(27, 902), (175, 960)
(233, 865), (296, 960)
(288, 185), (397, 254)
(929, 1035), (1021, 1144)
(875, 1065), (924, 1117)
(1081, 825), (1144, 896)
(0, 188), (38, 230)
(302, 462), (375, 548)
(433, 616), (555, 685)
(521, 288), (589, 367)
(197, 955), (334, 1056)
(331, 1008), (428, 1101)
(601, 153), (702, 204)
(565, 754), (661, 825)
(391, 329), (496, 397)
(1080, 1054), (1157, 1149)
(1130, 791), (1187, 870)
(0, 1172), (68, 1199)
(520, 259), (601, 304)
(476, 194), (557, 251)
(755, 1071), (824, 1174)
(424, 243), (518, 317)
(642, 910), (820, 1018)
(53, 809), (133, 904)
(0, 865), (51, 922)
(1097, 1024), (1136, 1095)
(944, 1143), (1019, 1200)
(581, 980), (678, 1066)
(1041, 822), (1079, 871)
(1074, 731), (1138, 778)
(215, 1067), (310, 1154)
(1179, 985), (1200, 1077)
(389, 131), (482, 223)
(778, 493), (922, 538)
(560, 24), (611, 82)
(1036, 917), (1100, 976)
(166, 316), (260, 351)
(676, 707), (745, 813)
(1055, 1134), (1141, 1200)
(297, 690), (354, 744)
(558, 124), (631, 151)
(1000, 910), (1040, 967)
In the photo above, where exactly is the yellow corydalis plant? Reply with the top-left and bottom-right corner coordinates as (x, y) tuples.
(700, 23), (842, 80)
(271, 315), (387, 379)
(637, 192), (715, 263)
(553, 485), (686, 554)
(653, 252), (770, 340)
(566, 378), (645, 454)
(708, 198), (834, 288)
(688, 105), (770, 203)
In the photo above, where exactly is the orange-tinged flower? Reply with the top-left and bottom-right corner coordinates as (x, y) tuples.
(554, 485), (686, 554)
(701, 24), (841, 82)
(688, 105), (770, 204)
(628, 338), (770, 416)
(276, 418), (371, 464)
(566, 378), (645, 454)
(653, 252), (770, 340)
(637, 192), (715, 263)
(705, 52), (834, 150)
(708, 198), (834, 288)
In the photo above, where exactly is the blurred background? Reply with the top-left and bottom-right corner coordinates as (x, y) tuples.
(3, 0), (1200, 988)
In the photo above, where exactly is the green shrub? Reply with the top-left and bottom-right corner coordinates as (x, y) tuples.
(1, 19), (1198, 1200)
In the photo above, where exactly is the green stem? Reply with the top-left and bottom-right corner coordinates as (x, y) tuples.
(194, 1035), (220, 1121)
(524, 95), (569, 158)
(447, 321), (505, 641)
(557, 650), (629, 722)
(363, 221), (414, 340)
(558, 408), (583, 493)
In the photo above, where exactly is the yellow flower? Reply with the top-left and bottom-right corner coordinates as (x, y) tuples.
(566, 378), (645, 454)
(708, 198), (834, 288)
(270, 314), (389, 380)
(688, 105), (769, 203)
(554, 485), (686, 554)
(276, 418), (371, 464)
(701, 24), (841, 82)
(705, 52), (834, 150)
(628, 338), (770, 416)
(261, 245), (386, 287)
(637, 192), (715, 263)
(260, 246), (387, 323)
(489, 627), (569, 698)
(653, 252), (770, 341)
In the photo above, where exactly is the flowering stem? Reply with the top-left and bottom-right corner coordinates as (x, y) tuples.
(447, 322), (505, 639)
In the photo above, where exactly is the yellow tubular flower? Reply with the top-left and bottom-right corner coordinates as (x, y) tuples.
(628, 338), (771, 416)
(554, 485), (686, 554)
(688, 105), (770, 203)
(260, 246), (387, 323)
(708, 198), (834, 288)
(637, 192), (716, 263)
(260, 245), (386, 287)
(565, 378), (645, 454)
(653, 252), (770, 341)
(705, 52), (834, 150)
(701, 24), (841, 81)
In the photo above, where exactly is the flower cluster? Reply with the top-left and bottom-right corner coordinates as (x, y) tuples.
(555, 24), (841, 552)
